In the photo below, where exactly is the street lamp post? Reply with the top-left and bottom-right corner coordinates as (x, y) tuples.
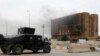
(27, 10), (30, 27)
(5, 22), (8, 36)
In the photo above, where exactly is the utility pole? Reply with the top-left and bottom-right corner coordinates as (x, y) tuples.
(27, 10), (30, 27)
(42, 24), (45, 38)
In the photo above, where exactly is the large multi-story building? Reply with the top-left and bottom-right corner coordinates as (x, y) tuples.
(51, 12), (98, 41)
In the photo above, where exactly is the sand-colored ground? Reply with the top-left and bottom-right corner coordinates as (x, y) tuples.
(0, 49), (100, 56)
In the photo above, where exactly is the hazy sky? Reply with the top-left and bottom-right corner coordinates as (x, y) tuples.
(0, 0), (100, 37)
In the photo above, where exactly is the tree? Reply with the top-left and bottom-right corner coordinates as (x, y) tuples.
(74, 24), (86, 34)
(61, 34), (69, 41)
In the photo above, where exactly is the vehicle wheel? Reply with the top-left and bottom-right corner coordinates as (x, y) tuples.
(43, 45), (51, 53)
(12, 44), (23, 55)
(1, 47), (7, 54)
(32, 50), (38, 53)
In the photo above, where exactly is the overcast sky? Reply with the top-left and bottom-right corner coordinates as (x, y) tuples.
(0, 0), (100, 37)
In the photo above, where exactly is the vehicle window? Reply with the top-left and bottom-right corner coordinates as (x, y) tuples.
(38, 38), (40, 40)
(30, 37), (33, 40)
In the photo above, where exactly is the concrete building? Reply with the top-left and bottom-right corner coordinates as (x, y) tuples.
(51, 12), (98, 42)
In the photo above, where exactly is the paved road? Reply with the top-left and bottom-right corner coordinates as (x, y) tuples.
(0, 49), (100, 56)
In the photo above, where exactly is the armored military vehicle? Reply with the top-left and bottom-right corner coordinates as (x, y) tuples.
(0, 27), (51, 55)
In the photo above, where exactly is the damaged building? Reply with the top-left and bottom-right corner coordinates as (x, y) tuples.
(51, 12), (98, 42)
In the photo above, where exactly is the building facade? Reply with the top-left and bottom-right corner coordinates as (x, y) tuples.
(51, 12), (98, 41)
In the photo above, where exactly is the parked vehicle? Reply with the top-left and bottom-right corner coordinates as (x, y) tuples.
(0, 27), (51, 55)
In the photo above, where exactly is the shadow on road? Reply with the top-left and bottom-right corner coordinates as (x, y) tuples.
(22, 52), (45, 54)
(0, 51), (49, 55)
